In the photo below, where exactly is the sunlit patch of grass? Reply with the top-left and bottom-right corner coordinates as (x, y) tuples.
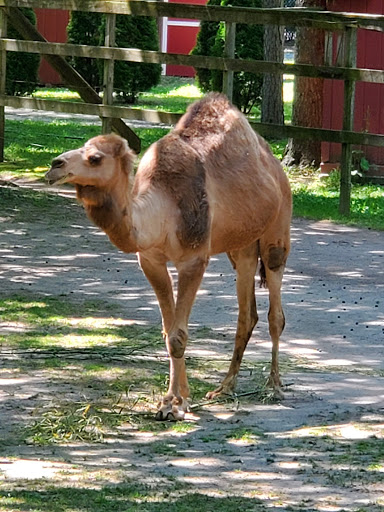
(2, 326), (161, 350)
(33, 88), (81, 101)
(166, 83), (202, 99)
(0, 296), (163, 350)
(137, 77), (203, 113)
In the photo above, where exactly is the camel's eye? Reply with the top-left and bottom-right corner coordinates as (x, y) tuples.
(88, 153), (103, 166)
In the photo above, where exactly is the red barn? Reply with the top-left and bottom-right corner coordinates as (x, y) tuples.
(322, 0), (384, 175)
(35, 8), (70, 85)
(161, 0), (207, 77)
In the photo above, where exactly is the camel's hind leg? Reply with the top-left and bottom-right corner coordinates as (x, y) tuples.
(260, 236), (290, 397)
(206, 242), (259, 399)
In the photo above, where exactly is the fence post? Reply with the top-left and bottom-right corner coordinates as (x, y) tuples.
(339, 26), (357, 216)
(102, 13), (116, 134)
(0, 8), (7, 162)
(222, 22), (236, 102)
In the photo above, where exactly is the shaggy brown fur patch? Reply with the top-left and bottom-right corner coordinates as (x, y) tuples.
(176, 92), (232, 140)
(151, 134), (210, 249)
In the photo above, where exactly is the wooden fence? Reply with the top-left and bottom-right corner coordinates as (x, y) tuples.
(1, 0), (384, 214)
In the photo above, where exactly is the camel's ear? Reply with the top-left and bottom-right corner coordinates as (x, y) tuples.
(112, 137), (130, 158)
(112, 137), (135, 175)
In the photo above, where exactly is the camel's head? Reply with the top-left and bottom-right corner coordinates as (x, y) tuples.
(45, 134), (134, 188)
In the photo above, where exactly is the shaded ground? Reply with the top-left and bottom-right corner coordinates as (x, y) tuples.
(0, 182), (384, 511)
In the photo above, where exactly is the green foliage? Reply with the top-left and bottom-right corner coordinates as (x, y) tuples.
(67, 11), (103, 89)
(100, 14), (162, 103)
(352, 149), (371, 180)
(192, 0), (264, 113)
(6, 8), (40, 96)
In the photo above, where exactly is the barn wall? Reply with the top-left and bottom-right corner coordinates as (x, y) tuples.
(322, 0), (384, 173)
(163, 0), (207, 77)
(35, 9), (70, 85)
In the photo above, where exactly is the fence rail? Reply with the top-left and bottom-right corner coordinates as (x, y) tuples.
(1, 0), (384, 215)
(2, 38), (384, 84)
(2, 0), (384, 31)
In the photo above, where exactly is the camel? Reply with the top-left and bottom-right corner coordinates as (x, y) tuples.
(46, 93), (292, 421)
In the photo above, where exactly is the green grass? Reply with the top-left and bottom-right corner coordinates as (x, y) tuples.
(137, 76), (203, 112)
(2, 119), (168, 180)
(0, 486), (263, 512)
(290, 170), (384, 230)
(33, 76), (203, 113)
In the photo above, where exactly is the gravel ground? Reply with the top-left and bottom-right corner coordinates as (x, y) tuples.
(0, 158), (383, 509)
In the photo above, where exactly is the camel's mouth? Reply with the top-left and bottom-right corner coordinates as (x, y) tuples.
(45, 168), (73, 186)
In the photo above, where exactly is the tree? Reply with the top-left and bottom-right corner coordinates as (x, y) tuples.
(6, 8), (40, 96)
(193, 0), (264, 114)
(261, 0), (284, 125)
(282, 0), (326, 168)
(67, 11), (102, 90)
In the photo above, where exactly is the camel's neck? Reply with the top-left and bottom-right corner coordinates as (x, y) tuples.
(76, 176), (138, 254)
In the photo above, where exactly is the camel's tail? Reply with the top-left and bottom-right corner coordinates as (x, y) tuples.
(259, 256), (267, 288)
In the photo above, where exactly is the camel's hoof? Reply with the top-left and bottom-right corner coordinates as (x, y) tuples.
(155, 396), (188, 421)
(267, 376), (285, 400)
(155, 410), (178, 422)
(205, 389), (221, 400)
(205, 387), (233, 401)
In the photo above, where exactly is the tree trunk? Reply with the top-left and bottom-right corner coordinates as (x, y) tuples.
(282, 0), (326, 168)
(261, 0), (284, 125)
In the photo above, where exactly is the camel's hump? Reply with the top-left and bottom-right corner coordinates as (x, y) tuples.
(175, 93), (236, 138)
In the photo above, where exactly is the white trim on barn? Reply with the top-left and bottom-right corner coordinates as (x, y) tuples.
(167, 20), (200, 27)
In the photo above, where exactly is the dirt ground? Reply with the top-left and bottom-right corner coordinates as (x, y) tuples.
(1, 181), (384, 511)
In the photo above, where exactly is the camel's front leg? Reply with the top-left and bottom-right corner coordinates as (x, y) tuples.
(138, 254), (184, 419)
(156, 255), (208, 421)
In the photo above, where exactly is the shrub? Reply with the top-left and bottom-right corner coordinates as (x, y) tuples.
(67, 11), (103, 90)
(192, 0), (264, 114)
(6, 8), (40, 96)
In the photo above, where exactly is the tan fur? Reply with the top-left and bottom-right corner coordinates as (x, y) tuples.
(46, 93), (292, 420)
